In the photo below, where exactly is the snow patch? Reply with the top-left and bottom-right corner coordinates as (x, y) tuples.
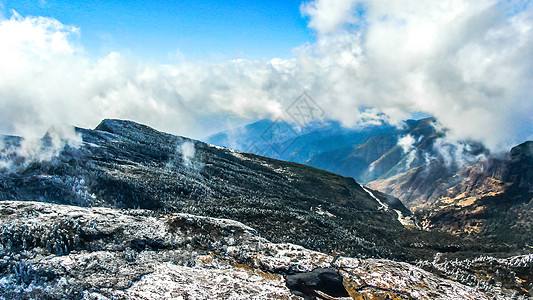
(360, 184), (389, 210)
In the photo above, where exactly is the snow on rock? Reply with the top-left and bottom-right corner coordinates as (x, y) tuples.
(117, 262), (296, 300)
(0, 201), (497, 299)
(337, 258), (493, 299)
(360, 183), (389, 210)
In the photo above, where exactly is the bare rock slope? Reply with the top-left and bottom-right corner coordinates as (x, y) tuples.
(368, 141), (533, 247)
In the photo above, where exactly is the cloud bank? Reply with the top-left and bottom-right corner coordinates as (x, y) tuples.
(0, 1), (532, 151)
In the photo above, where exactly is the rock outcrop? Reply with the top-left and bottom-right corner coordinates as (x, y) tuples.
(0, 201), (502, 299)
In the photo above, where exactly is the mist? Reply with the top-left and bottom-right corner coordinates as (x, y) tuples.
(0, 125), (81, 171)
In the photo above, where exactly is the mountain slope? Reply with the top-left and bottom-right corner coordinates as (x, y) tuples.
(206, 119), (398, 181)
(368, 141), (533, 247)
(207, 117), (486, 184)
(0, 119), (472, 261)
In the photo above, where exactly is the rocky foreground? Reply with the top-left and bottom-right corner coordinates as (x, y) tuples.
(0, 201), (526, 299)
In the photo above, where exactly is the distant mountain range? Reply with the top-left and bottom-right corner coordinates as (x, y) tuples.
(207, 117), (486, 184)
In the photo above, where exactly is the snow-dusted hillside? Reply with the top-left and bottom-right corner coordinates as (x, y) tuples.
(0, 201), (507, 299)
(1, 120), (531, 298)
(0, 119), (467, 262)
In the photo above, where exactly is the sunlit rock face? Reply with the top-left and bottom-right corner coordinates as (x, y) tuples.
(368, 141), (533, 247)
(0, 201), (505, 299)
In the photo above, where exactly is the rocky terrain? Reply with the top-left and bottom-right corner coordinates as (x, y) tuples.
(0, 201), (523, 299)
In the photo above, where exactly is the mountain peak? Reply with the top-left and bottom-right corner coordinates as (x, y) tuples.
(511, 140), (533, 158)
(94, 119), (182, 145)
(95, 119), (159, 136)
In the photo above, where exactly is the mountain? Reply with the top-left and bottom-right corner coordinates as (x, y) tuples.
(207, 119), (398, 177)
(208, 117), (533, 250)
(0, 119), (532, 298)
(368, 141), (533, 246)
(0, 119), (477, 262)
(0, 200), (526, 299)
(307, 118), (455, 183)
(206, 117), (486, 184)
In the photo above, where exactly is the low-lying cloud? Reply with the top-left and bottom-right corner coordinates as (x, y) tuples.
(0, 1), (532, 152)
(398, 135), (416, 154)
(181, 141), (196, 167)
(0, 125), (81, 171)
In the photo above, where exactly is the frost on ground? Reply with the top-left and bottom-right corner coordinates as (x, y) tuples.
(0, 201), (505, 299)
(120, 262), (296, 300)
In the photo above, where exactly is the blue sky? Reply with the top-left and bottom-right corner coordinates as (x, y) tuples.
(1, 0), (314, 62)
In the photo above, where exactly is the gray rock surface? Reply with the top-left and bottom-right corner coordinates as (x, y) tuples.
(0, 201), (498, 299)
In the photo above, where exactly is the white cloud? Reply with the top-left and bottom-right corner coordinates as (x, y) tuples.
(0, 125), (81, 171)
(397, 134), (417, 169)
(301, 0), (361, 35)
(0, 2), (532, 152)
(398, 135), (416, 154)
(181, 141), (195, 167)
(0, 14), (289, 140)
(300, 0), (533, 150)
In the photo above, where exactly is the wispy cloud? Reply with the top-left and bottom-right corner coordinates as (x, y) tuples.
(299, 0), (533, 149)
(0, 1), (531, 151)
(0, 125), (81, 171)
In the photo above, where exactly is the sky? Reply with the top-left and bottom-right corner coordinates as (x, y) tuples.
(0, 0), (532, 151)
(1, 0), (312, 62)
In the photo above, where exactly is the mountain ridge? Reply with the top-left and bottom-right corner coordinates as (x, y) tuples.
(0, 118), (467, 262)
(206, 117), (485, 184)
